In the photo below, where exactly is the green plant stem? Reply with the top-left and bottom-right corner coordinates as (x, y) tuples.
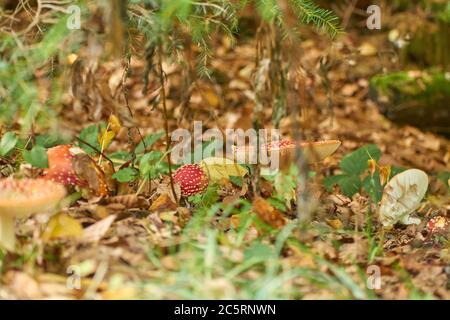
(134, 149), (171, 196)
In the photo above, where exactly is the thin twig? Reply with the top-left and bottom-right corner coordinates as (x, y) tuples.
(75, 136), (116, 173)
(13, 0), (42, 36)
(157, 43), (177, 203)
(121, 54), (147, 154)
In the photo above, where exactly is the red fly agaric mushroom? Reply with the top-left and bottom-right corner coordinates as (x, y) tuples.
(173, 164), (209, 197)
(0, 178), (66, 251)
(42, 144), (86, 187)
(427, 216), (449, 234)
(233, 139), (341, 170)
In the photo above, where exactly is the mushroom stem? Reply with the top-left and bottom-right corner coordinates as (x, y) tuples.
(0, 215), (15, 252)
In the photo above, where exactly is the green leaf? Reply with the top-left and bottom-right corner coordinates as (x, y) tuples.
(139, 151), (166, 179)
(109, 151), (132, 162)
(0, 132), (18, 156)
(229, 176), (243, 187)
(391, 166), (406, 177)
(324, 174), (362, 197)
(339, 144), (381, 175)
(267, 197), (287, 212)
(135, 132), (165, 154)
(23, 145), (48, 168)
(437, 171), (450, 190)
(112, 167), (138, 183)
(337, 174), (362, 198)
(35, 134), (69, 148)
(189, 184), (219, 206)
(78, 124), (104, 155)
(323, 174), (345, 192)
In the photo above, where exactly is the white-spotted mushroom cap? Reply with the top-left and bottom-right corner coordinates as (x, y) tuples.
(42, 145), (86, 187)
(261, 139), (297, 151)
(233, 139), (341, 169)
(0, 178), (66, 218)
(173, 164), (209, 197)
(261, 139), (297, 170)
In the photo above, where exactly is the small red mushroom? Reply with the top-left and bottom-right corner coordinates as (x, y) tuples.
(173, 164), (209, 197)
(42, 145), (86, 187)
(427, 216), (449, 234)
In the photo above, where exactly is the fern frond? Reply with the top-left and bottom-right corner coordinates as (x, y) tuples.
(289, 0), (343, 38)
(255, 0), (283, 23)
(196, 39), (213, 78)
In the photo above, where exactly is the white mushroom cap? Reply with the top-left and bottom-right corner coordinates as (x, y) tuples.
(0, 178), (66, 218)
(379, 169), (429, 227)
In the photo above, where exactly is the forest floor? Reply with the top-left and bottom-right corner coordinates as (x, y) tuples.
(0, 22), (449, 299)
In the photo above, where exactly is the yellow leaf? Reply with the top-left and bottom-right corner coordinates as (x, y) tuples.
(66, 53), (78, 65)
(98, 115), (121, 150)
(200, 157), (248, 182)
(203, 89), (220, 108)
(326, 218), (343, 229)
(108, 114), (122, 135)
(98, 129), (115, 151)
(379, 165), (391, 185)
(149, 193), (177, 212)
(368, 159), (376, 176)
(42, 213), (83, 241)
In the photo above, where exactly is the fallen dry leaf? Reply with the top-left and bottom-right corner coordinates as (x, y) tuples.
(149, 193), (178, 213)
(82, 215), (116, 243)
(42, 212), (83, 241)
(252, 196), (286, 229)
(106, 194), (149, 209)
(200, 157), (248, 182)
(339, 238), (369, 264)
(73, 153), (109, 197)
(326, 218), (343, 229)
